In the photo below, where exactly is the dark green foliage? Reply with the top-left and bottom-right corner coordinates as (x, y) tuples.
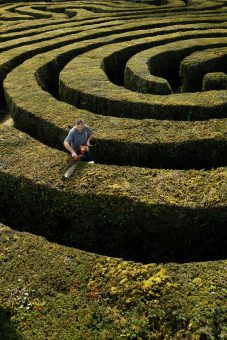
(203, 72), (227, 91)
(180, 47), (227, 92)
(0, 306), (21, 340)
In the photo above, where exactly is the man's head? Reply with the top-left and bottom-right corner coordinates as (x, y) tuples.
(75, 118), (84, 132)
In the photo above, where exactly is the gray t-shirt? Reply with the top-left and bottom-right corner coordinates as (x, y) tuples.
(64, 125), (92, 153)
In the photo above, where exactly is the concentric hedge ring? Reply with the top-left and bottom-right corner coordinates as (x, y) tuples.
(60, 35), (227, 120)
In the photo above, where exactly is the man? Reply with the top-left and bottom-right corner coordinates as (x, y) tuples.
(63, 118), (94, 163)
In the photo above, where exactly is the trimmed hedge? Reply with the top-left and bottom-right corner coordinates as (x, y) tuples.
(1, 16), (227, 100)
(0, 223), (226, 338)
(203, 72), (227, 91)
(0, 2), (227, 337)
(2, 24), (227, 169)
(180, 46), (227, 92)
(124, 62), (172, 94)
(1, 0), (222, 24)
(0, 24), (91, 53)
(1, 17), (146, 101)
(13, 4), (66, 19)
(60, 34), (227, 120)
(0, 125), (227, 263)
(125, 37), (227, 94)
(0, 4), (33, 21)
(0, 17), (73, 35)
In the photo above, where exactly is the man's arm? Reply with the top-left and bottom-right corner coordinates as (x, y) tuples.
(86, 133), (93, 145)
(63, 129), (78, 156)
(63, 140), (77, 155)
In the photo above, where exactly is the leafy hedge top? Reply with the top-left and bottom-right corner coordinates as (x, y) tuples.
(2, 24), (227, 147)
(0, 223), (226, 339)
(1, 125), (227, 208)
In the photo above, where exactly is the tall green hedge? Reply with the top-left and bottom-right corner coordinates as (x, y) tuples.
(2, 25), (227, 169)
(0, 223), (226, 339)
(1, 125), (226, 263)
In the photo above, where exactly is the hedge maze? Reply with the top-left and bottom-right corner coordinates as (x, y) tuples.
(0, 0), (227, 337)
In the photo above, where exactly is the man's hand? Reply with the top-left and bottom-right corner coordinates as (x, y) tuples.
(71, 151), (77, 158)
(71, 152), (80, 161)
(86, 140), (90, 147)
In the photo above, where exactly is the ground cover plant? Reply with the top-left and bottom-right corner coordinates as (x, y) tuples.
(0, 0), (226, 338)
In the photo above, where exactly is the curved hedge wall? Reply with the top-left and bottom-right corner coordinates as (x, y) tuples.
(0, 125), (226, 263)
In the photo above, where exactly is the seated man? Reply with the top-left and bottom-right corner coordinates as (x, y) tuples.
(63, 118), (94, 163)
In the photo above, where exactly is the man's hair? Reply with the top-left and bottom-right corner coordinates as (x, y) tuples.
(75, 118), (84, 125)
